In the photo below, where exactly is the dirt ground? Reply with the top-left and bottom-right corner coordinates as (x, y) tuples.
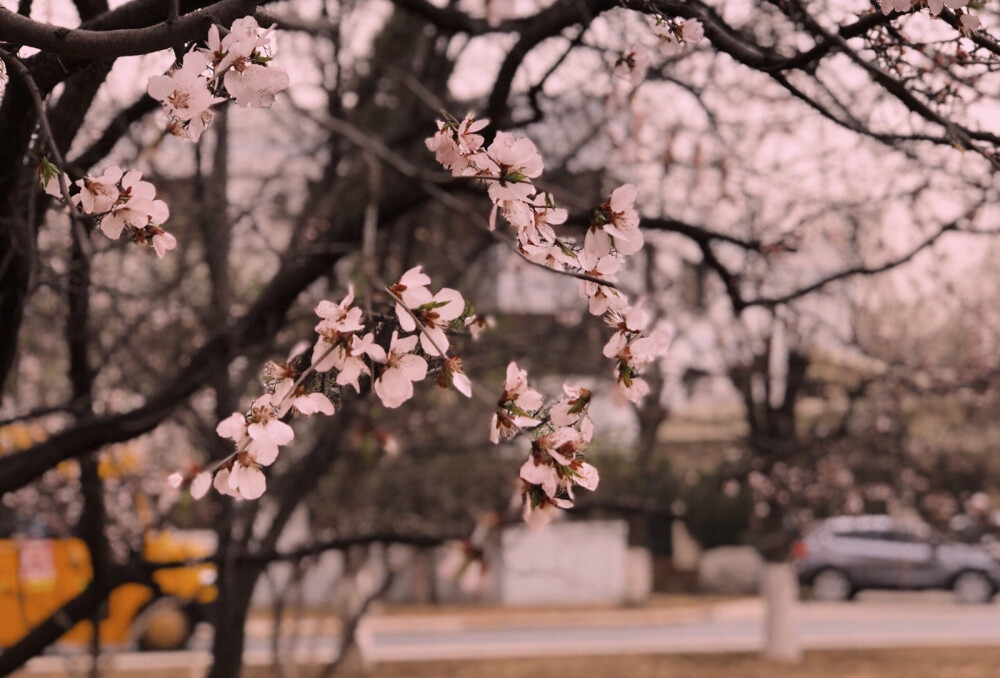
(17, 646), (1000, 678)
(245, 647), (1000, 678)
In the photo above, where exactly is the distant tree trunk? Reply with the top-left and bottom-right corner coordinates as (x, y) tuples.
(730, 324), (809, 662)
(207, 558), (261, 678)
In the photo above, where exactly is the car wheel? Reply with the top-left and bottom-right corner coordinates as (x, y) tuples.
(953, 571), (995, 605)
(134, 598), (192, 651)
(810, 568), (853, 602)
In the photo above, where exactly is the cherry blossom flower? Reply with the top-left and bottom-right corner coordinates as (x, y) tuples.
(600, 184), (643, 256)
(495, 196), (534, 233)
(651, 19), (677, 52)
(534, 426), (589, 467)
(603, 304), (650, 358)
(150, 228), (177, 258)
(242, 394), (293, 464)
(315, 286), (366, 337)
(426, 125), (463, 172)
(520, 457), (559, 498)
(312, 288), (369, 372)
(958, 10), (981, 34)
(425, 115), (489, 175)
(373, 331), (428, 408)
(439, 356), (473, 397)
(201, 24), (236, 72)
(498, 361), (543, 417)
(520, 241), (579, 270)
(438, 539), (490, 595)
(517, 400), (600, 528)
(212, 467), (241, 498)
(99, 170), (169, 240)
(391, 268), (465, 356)
(148, 52), (224, 141)
(464, 314), (494, 340)
(515, 193), (566, 248)
(573, 461), (600, 491)
(490, 410), (520, 444)
(213, 455), (268, 500)
(72, 166), (122, 214)
(615, 373), (650, 403)
(222, 16), (276, 55)
(549, 385), (592, 427)
(677, 19), (705, 43)
(390, 265), (432, 324)
(880, 0), (913, 15)
(213, 407), (282, 500)
(41, 174), (63, 199)
(926, 0), (966, 14)
(212, 18), (288, 109)
(217, 412), (249, 446)
(190, 471), (213, 499)
(272, 378), (336, 417)
(611, 329), (671, 404)
(490, 361), (543, 442)
(415, 287), (465, 356)
(577, 238), (627, 316)
(613, 45), (649, 87)
(485, 131), (544, 204)
(224, 61), (290, 108)
(314, 332), (386, 392)
(522, 493), (572, 530)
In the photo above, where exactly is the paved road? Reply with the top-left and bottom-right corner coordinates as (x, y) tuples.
(20, 593), (1000, 672)
(360, 594), (1000, 661)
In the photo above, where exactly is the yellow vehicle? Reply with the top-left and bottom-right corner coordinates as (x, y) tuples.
(0, 531), (217, 651)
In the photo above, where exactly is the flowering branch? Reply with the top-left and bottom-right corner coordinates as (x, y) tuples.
(147, 16), (289, 142)
(38, 165), (177, 258)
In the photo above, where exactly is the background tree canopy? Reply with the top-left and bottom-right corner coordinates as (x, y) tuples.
(4, 0), (1000, 674)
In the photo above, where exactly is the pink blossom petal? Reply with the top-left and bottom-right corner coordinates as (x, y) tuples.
(234, 464), (266, 499)
(191, 472), (212, 499)
(453, 372), (472, 397)
(217, 412), (247, 441)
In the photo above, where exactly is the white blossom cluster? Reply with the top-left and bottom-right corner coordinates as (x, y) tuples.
(490, 362), (600, 529)
(198, 272), (473, 500)
(425, 115), (669, 404)
(612, 16), (704, 88)
(147, 16), (290, 141)
(879, 0), (980, 33)
(187, 116), (668, 531)
(425, 116), (673, 525)
(40, 163), (176, 258)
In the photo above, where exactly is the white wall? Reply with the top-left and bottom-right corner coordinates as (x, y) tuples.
(498, 520), (629, 605)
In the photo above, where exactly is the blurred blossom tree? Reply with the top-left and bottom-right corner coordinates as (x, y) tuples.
(3, 0), (1000, 673)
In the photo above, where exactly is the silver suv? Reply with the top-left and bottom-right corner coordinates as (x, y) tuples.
(795, 515), (1000, 604)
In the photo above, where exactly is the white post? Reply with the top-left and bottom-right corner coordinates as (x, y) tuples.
(761, 561), (802, 662)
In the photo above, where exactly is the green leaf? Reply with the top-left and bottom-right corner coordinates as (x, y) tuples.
(39, 157), (60, 184)
(417, 300), (451, 311)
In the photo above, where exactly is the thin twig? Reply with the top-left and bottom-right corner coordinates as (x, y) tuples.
(0, 47), (74, 208)
(361, 151), (381, 317)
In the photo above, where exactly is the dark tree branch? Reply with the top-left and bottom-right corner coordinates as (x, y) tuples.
(0, 566), (139, 675)
(0, 0), (261, 58)
(70, 94), (160, 173)
(743, 220), (960, 309)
